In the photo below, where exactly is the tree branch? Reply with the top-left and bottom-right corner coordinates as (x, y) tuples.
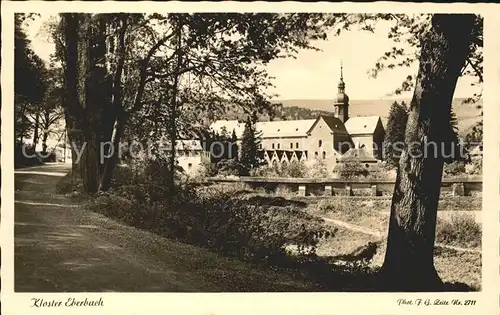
(466, 58), (483, 83)
(128, 31), (177, 115)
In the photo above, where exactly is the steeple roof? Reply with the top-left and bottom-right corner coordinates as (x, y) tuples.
(338, 61), (345, 88)
(336, 61), (349, 103)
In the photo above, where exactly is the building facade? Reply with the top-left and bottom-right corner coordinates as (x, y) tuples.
(176, 67), (385, 175)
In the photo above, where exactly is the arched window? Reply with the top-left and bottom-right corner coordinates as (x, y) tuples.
(296, 142), (299, 149)
(322, 151), (326, 159)
(272, 143), (275, 149)
(277, 143), (280, 149)
(290, 143), (293, 149)
(315, 151), (318, 157)
(318, 140), (322, 147)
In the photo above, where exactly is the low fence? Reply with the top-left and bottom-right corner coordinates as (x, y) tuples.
(204, 176), (482, 197)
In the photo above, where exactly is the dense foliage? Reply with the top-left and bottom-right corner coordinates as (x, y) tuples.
(239, 115), (263, 175)
(15, 14), (47, 144)
(85, 164), (335, 264)
(333, 160), (370, 179)
(383, 101), (408, 167)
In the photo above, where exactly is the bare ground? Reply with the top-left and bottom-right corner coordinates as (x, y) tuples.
(15, 164), (323, 292)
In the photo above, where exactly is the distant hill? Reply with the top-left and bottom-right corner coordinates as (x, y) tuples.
(269, 98), (482, 137)
(207, 97), (481, 137)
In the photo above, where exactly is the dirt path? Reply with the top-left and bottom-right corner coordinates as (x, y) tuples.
(15, 164), (320, 292)
(321, 216), (480, 254)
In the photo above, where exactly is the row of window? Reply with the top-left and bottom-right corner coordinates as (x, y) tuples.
(269, 140), (325, 150)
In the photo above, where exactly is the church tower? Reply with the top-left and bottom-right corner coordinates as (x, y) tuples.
(334, 63), (349, 123)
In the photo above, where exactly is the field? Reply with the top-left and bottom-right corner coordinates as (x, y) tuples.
(230, 186), (482, 290)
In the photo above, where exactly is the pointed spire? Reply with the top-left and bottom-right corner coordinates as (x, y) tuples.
(334, 58), (349, 123)
(340, 60), (343, 81)
(338, 60), (345, 90)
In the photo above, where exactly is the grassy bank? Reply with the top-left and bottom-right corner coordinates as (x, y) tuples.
(55, 169), (481, 291)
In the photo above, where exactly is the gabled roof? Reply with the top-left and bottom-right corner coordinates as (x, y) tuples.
(338, 147), (379, 162)
(309, 115), (349, 135)
(345, 116), (382, 135)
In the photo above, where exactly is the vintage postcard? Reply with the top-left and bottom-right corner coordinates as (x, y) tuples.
(1, 1), (499, 315)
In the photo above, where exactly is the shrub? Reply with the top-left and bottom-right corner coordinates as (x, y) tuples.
(216, 159), (244, 176)
(281, 160), (308, 178)
(193, 192), (335, 260)
(198, 159), (218, 177)
(465, 159), (482, 175)
(87, 193), (137, 221)
(334, 160), (370, 179)
(438, 196), (481, 212)
(250, 162), (281, 177)
(87, 183), (335, 263)
(443, 161), (466, 177)
(83, 153), (336, 265)
(307, 158), (329, 178)
(275, 184), (295, 196)
(252, 160), (310, 178)
(143, 157), (175, 186)
(56, 173), (82, 194)
(14, 143), (43, 168)
(384, 101), (409, 167)
(110, 165), (136, 188)
(361, 163), (395, 179)
(436, 214), (481, 248)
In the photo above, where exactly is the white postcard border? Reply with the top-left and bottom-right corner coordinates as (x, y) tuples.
(1, 2), (499, 315)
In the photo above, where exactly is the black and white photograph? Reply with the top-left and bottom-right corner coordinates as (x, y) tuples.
(3, 2), (499, 313)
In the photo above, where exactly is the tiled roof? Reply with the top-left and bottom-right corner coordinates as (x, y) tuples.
(345, 116), (382, 135)
(256, 119), (317, 138)
(338, 147), (379, 162)
(210, 115), (379, 140)
(210, 119), (317, 139)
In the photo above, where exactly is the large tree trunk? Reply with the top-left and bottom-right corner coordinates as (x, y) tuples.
(32, 113), (40, 148)
(61, 13), (113, 193)
(99, 16), (128, 192)
(61, 14), (86, 181)
(167, 22), (184, 192)
(379, 14), (476, 291)
(79, 15), (107, 193)
(41, 110), (50, 155)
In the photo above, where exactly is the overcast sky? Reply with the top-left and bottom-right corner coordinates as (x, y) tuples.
(25, 14), (480, 101)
